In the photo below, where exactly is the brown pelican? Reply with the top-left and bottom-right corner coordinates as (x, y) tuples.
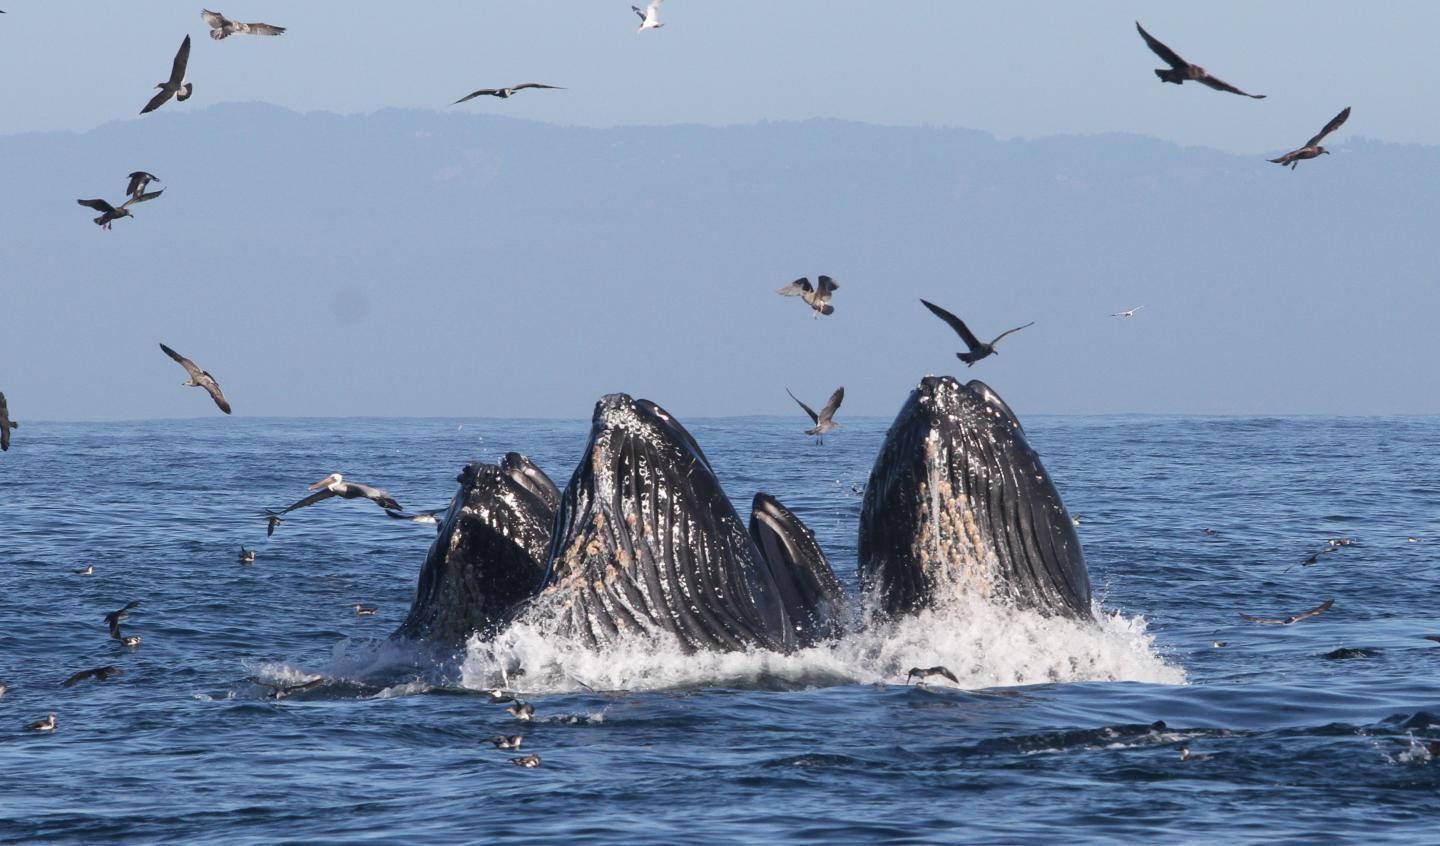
(126, 172), (160, 198)
(453, 84), (564, 104)
(786, 387), (844, 445)
(906, 666), (960, 685)
(159, 343), (232, 414)
(1111, 306), (1144, 318)
(105, 600), (140, 639)
(633, 0), (663, 32)
(1135, 22), (1265, 98)
(141, 35), (193, 114)
(1270, 107), (1351, 169)
(776, 275), (838, 317)
(1239, 598), (1334, 625)
(384, 508), (445, 525)
(25, 714), (56, 732)
(274, 474), (402, 516)
(202, 9), (286, 40)
(61, 666), (123, 688)
(510, 754), (542, 768)
(76, 189), (164, 230)
(0, 391), (15, 451)
(920, 299), (1034, 365)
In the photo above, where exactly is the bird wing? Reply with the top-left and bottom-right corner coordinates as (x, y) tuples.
(1134, 21), (1188, 70)
(169, 35), (192, 86)
(159, 343), (205, 382)
(61, 669), (95, 688)
(201, 9), (229, 30)
(937, 667), (960, 684)
(1198, 74), (1265, 99)
(78, 198), (116, 214)
(121, 189), (164, 209)
(1237, 611), (1286, 625)
(785, 388), (819, 424)
(244, 22), (285, 36)
(199, 375), (232, 414)
(632, 5), (645, 21)
(1287, 598), (1335, 623)
(816, 275), (839, 294)
(453, 89), (499, 104)
(141, 88), (174, 114)
(279, 487), (337, 514)
(920, 299), (983, 351)
(1306, 107), (1351, 148)
(989, 321), (1036, 347)
(817, 386), (845, 423)
(349, 483), (399, 509)
(776, 278), (813, 297)
(126, 172), (151, 196)
(512, 83), (564, 91)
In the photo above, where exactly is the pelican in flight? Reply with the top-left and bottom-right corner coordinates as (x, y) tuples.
(141, 35), (193, 114)
(786, 387), (844, 445)
(453, 83), (564, 104)
(76, 189), (164, 230)
(777, 275), (838, 317)
(202, 9), (286, 39)
(1135, 22), (1265, 98)
(1270, 107), (1351, 169)
(274, 474), (402, 516)
(1111, 306), (1144, 318)
(0, 391), (15, 452)
(159, 344), (232, 414)
(633, 0), (664, 32)
(920, 299), (1034, 366)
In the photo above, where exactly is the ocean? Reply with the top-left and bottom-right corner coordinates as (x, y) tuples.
(1, 413), (1437, 844)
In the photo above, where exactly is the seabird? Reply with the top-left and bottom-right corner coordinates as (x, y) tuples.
(484, 688), (516, 704)
(1270, 107), (1351, 169)
(1111, 306), (1144, 318)
(263, 512), (284, 536)
(1408, 537), (1423, 543)
(274, 474), (402, 516)
(1071, 514), (1083, 526)
(0, 391), (16, 451)
(25, 714), (56, 733)
(384, 508), (445, 525)
(1202, 528), (1219, 536)
(120, 635), (142, 648)
(633, 0), (664, 32)
(488, 735), (523, 750)
(104, 600), (140, 639)
(776, 276), (838, 317)
(238, 546), (256, 564)
(1211, 641), (1227, 648)
(254, 677), (324, 699)
(159, 343), (232, 414)
(1135, 22), (1265, 98)
(354, 603), (378, 616)
(453, 84), (564, 105)
(906, 666), (960, 685)
(1326, 537), (1355, 547)
(201, 9), (286, 39)
(920, 299), (1033, 366)
(1239, 598), (1334, 625)
(1179, 747), (1214, 762)
(786, 387), (844, 445)
(141, 35), (193, 114)
(62, 666), (123, 688)
(510, 754), (542, 768)
(126, 172), (160, 198)
(0, 684), (7, 697)
(76, 190), (164, 230)
(74, 565), (94, 576)
(507, 701), (535, 722)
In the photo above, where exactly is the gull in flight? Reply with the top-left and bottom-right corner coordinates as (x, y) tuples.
(786, 387), (844, 445)
(633, 0), (664, 32)
(920, 299), (1034, 366)
(1135, 22), (1265, 98)
(76, 189), (164, 230)
(453, 84), (564, 105)
(141, 35), (193, 114)
(202, 9), (286, 40)
(776, 276), (838, 318)
(1111, 306), (1144, 318)
(1270, 107), (1351, 169)
(159, 343), (232, 414)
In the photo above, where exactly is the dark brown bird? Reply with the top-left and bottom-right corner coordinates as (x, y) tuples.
(786, 387), (844, 445)
(453, 84), (564, 104)
(1239, 598), (1334, 625)
(62, 666), (124, 688)
(76, 189), (165, 230)
(1135, 22), (1265, 98)
(141, 35), (193, 114)
(159, 343), (232, 414)
(274, 474), (401, 516)
(126, 172), (160, 198)
(105, 600), (140, 639)
(920, 299), (1033, 365)
(1270, 107), (1351, 169)
(202, 9), (286, 39)
(263, 511), (284, 536)
(0, 391), (15, 451)
(777, 276), (838, 317)
(906, 666), (960, 685)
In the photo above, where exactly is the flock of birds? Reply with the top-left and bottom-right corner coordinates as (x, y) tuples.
(1, 8), (1423, 763)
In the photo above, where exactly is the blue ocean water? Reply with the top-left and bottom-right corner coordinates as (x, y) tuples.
(1, 413), (1437, 844)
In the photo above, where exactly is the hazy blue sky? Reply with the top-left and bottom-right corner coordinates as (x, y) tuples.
(1, 1), (1437, 152)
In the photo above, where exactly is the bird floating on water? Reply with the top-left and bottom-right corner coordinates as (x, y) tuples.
(1135, 22), (1265, 99)
(453, 83), (564, 104)
(1239, 598), (1334, 625)
(1179, 747), (1214, 762)
(786, 387), (844, 445)
(141, 35), (193, 114)
(354, 603), (378, 616)
(202, 9), (286, 39)
(488, 735), (523, 750)
(1111, 306), (1144, 319)
(159, 344), (232, 414)
(633, 0), (664, 32)
(62, 666), (123, 688)
(238, 546), (256, 565)
(120, 635), (142, 648)
(0, 392), (14, 452)
(510, 754), (542, 768)
(25, 714), (56, 733)
(507, 701), (535, 722)
(776, 276), (838, 317)
(906, 666), (960, 685)
(920, 299), (1033, 366)
(1270, 107), (1351, 169)
(1211, 641), (1227, 648)
(74, 565), (94, 576)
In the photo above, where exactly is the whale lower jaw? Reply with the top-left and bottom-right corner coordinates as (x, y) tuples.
(859, 376), (1092, 619)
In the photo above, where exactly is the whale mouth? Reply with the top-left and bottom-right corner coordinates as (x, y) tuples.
(859, 376), (1091, 619)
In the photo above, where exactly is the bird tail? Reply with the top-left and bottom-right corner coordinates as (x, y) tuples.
(957, 351), (980, 364)
(819, 304), (834, 316)
(1154, 68), (1184, 84)
(177, 83), (194, 102)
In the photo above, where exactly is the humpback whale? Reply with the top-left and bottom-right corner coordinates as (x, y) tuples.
(394, 453), (560, 645)
(858, 376), (1091, 619)
(529, 393), (842, 653)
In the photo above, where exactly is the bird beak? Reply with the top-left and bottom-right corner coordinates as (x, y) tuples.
(308, 475), (334, 490)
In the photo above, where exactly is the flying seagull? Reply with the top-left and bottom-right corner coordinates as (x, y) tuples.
(453, 84), (564, 105)
(1135, 22), (1265, 98)
(105, 600), (141, 639)
(776, 276), (838, 317)
(0, 391), (15, 451)
(906, 666), (960, 685)
(1239, 598), (1334, 625)
(202, 9), (286, 39)
(1269, 107), (1351, 169)
(126, 172), (160, 198)
(633, 0), (664, 32)
(159, 343), (232, 414)
(920, 299), (1034, 366)
(141, 35), (193, 114)
(76, 190), (164, 230)
(1111, 306), (1144, 318)
(272, 474), (401, 516)
(786, 387), (844, 445)
(61, 666), (124, 688)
